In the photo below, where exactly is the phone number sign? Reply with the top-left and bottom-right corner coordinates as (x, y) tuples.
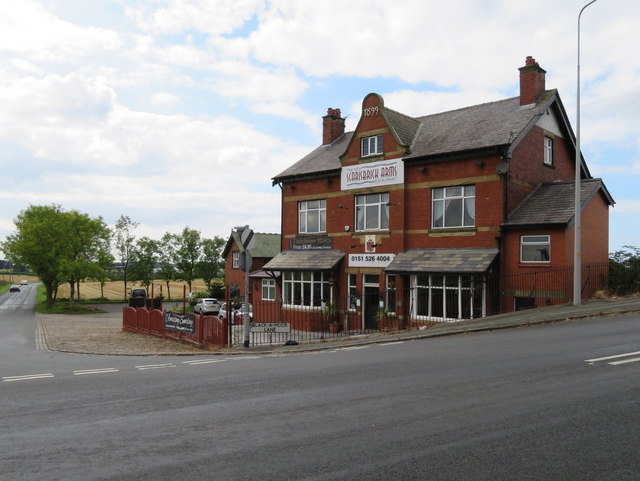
(348, 253), (395, 268)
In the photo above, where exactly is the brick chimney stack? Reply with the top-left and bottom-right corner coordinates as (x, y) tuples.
(322, 108), (345, 145)
(518, 56), (546, 106)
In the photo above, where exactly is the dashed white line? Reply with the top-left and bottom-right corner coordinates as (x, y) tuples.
(380, 342), (405, 346)
(585, 351), (640, 363)
(73, 368), (119, 376)
(3, 373), (55, 382)
(135, 363), (176, 370)
(182, 359), (228, 365)
(585, 350), (640, 366)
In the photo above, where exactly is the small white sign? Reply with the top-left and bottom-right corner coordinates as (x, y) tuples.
(341, 158), (404, 190)
(348, 253), (395, 268)
(250, 322), (291, 333)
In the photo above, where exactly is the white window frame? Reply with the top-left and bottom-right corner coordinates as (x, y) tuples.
(355, 192), (389, 232)
(298, 199), (326, 234)
(411, 273), (485, 322)
(232, 251), (239, 269)
(282, 271), (332, 308)
(386, 275), (396, 315)
(347, 273), (358, 312)
(544, 136), (553, 166)
(261, 278), (276, 301)
(432, 185), (475, 229)
(361, 134), (383, 157)
(520, 235), (550, 263)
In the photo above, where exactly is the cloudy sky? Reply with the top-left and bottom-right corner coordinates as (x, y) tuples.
(1, 0), (638, 252)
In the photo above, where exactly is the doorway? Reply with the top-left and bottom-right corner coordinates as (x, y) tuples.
(363, 274), (380, 329)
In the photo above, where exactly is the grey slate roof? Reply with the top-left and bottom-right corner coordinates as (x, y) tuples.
(262, 249), (345, 271)
(223, 232), (281, 257)
(385, 248), (499, 274)
(504, 179), (613, 227)
(273, 91), (556, 182)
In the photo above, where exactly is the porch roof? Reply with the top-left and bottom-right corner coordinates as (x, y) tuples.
(262, 249), (345, 272)
(385, 248), (498, 274)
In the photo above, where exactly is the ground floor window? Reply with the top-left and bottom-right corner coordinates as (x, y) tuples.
(262, 278), (276, 301)
(386, 275), (396, 314)
(283, 271), (332, 308)
(347, 273), (358, 311)
(411, 273), (485, 321)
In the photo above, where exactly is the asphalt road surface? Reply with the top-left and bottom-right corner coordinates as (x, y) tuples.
(2, 288), (640, 480)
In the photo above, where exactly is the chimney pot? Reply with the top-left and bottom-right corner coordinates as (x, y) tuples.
(322, 107), (345, 145)
(519, 56), (546, 106)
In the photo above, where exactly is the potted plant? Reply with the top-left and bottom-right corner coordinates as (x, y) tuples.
(322, 301), (341, 333)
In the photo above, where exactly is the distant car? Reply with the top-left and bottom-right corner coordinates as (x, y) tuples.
(130, 288), (146, 298)
(218, 302), (252, 324)
(20, 280), (28, 285)
(193, 298), (221, 315)
(9, 285), (20, 292)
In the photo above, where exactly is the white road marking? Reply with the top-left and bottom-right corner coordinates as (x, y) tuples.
(585, 351), (640, 363)
(608, 356), (640, 366)
(337, 346), (369, 351)
(182, 359), (227, 365)
(135, 363), (176, 370)
(73, 368), (119, 376)
(380, 342), (405, 346)
(3, 373), (55, 382)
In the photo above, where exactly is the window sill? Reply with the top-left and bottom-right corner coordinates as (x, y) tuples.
(518, 262), (551, 268)
(428, 227), (477, 234)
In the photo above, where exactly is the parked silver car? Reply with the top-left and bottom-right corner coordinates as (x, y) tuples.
(193, 298), (221, 315)
(218, 302), (252, 324)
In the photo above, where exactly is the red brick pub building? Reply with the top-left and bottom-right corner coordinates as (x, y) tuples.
(260, 57), (614, 332)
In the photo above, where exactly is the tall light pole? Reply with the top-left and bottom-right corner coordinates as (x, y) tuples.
(574, 0), (598, 305)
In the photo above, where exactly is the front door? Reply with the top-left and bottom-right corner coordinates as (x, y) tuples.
(363, 274), (380, 329)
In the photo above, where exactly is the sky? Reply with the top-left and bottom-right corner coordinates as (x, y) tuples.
(1, 0), (638, 254)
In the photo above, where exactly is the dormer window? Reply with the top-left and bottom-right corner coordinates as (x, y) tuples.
(361, 135), (383, 157)
(543, 136), (553, 166)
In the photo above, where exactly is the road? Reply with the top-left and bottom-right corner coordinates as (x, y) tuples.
(2, 287), (640, 480)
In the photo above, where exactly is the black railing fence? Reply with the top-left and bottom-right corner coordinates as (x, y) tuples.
(240, 262), (611, 347)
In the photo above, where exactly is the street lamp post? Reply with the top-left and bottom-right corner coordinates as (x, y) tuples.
(574, 0), (598, 305)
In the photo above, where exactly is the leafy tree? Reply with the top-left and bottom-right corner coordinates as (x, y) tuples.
(199, 236), (225, 295)
(609, 246), (640, 295)
(157, 232), (177, 300)
(2, 206), (113, 306)
(129, 237), (159, 294)
(92, 242), (115, 299)
(174, 227), (202, 292)
(58, 210), (111, 306)
(113, 215), (138, 300)
(1, 205), (84, 307)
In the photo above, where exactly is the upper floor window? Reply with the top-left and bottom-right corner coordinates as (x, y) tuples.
(432, 185), (475, 228)
(232, 251), (239, 269)
(361, 135), (383, 157)
(521, 235), (550, 263)
(299, 199), (326, 234)
(356, 192), (389, 231)
(543, 136), (553, 166)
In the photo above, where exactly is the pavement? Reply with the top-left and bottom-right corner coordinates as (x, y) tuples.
(36, 296), (640, 356)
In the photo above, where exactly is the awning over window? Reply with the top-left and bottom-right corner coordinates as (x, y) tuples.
(262, 249), (345, 272)
(385, 248), (498, 274)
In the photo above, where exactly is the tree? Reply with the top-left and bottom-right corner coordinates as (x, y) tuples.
(2, 205), (115, 307)
(58, 210), (111, 306)
(199, 236), (225, 296)
(1, 205), (86, 307)
(157, 232), (177, 300)
(129, 237), (159, 294)
(113, 215), (138, 300)
(174, 227), (202, 293)
(609, 246), (640, 295)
